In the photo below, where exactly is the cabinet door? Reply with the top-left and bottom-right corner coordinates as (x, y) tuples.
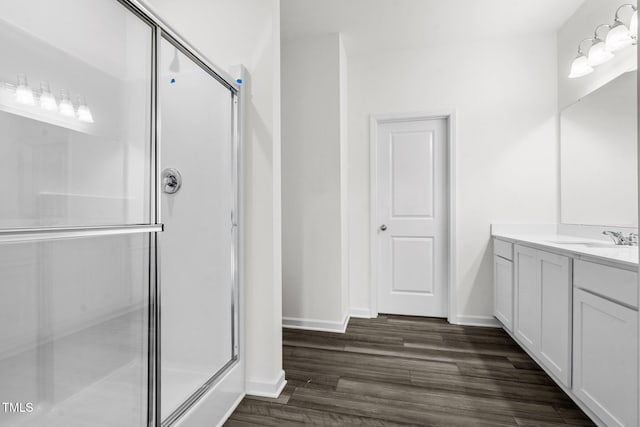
(573, 288), (638, 427)
(539, 251), (571, 387)
(514, 245), (540, 354)
(493, 255), (513, 331)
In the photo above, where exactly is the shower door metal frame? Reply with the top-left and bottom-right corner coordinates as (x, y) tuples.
(154, 31), (241, 427)
(118, 1), (243, 426)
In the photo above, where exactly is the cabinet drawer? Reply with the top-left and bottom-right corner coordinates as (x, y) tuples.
(573, 260), (637, 308)
(493, 238), (513, 260)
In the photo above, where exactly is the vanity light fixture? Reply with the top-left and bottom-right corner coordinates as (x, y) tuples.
(569, 38), (595, 78)
(588, 25), (615, 66)
(76, 98), (94, 123)
(0, 76), (96, 127)
(606, 4), (637, 51)
(15, 74), (35, 105)
(38, 82), (58, 111)
(570, 3), (638, 78)
(59, 90), (75, 117)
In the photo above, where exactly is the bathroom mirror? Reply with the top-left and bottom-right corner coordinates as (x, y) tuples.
(560, 70), (638, 227)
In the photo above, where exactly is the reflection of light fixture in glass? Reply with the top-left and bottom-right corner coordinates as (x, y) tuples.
(76, 98), (94, 123)
(39, 81), (58, 111)
(169, 47), (180, 73)
(15, 74), (35, 105)
(588, 25), (614, 66)
(569, 39), (595, 78)
(59, 90), (75, 117)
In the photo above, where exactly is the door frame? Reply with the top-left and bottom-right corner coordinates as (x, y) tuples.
(369, 110), (457, 324)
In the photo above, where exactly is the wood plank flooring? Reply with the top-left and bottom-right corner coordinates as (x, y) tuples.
(225, 315), (594, 426)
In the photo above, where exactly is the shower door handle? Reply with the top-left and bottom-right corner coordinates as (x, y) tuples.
(162, 168), (182, 194)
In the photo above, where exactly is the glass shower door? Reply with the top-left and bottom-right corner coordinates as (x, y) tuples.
(0, 1), (155, 426)
(159, 37), (236, 423)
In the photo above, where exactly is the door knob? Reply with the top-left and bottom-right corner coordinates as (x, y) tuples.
(162, 168), (182, 194)
(380, 224), (387, 231)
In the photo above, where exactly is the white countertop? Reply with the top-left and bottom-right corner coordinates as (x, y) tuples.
(492, 225), (638, 269)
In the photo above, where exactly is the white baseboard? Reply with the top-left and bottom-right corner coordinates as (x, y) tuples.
(246, 370), (287, 398)
(282, 313), (350, 333)
(454, 315), (501, 328)
(349, 307), (373, 318)
(216, 392), (245, 427)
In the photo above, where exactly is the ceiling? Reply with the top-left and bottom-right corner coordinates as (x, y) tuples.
(281, 0), (586, 54)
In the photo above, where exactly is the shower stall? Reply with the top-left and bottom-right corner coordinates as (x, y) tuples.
(0, 1), (243, 426)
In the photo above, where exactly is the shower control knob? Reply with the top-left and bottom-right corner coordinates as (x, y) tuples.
(380, 224), (387, 231)
(162, 168), (182, 194)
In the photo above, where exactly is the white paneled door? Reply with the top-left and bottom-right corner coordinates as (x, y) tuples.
(374, 117), (448, 317)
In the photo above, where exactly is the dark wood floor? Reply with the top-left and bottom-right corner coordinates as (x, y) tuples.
(225, 315), (594, 426)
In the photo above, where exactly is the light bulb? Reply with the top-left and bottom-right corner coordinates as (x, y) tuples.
(587, 39), (614, 66)
(630, 10), (638, 39)
(59, 90), (75, 117)
(15, 74), (34, 105)
(606, 21), (633, 52)
(76, 100), (94, 123)
(569, 54), (594, 78)
(39, 82), (58, 111)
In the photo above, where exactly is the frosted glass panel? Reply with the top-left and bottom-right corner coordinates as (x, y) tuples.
(0, 233), (150, 426)
(0, 0), (152, 228)
(159, 38), (235, 421)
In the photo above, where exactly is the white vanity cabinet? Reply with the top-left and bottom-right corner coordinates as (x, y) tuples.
(572, 261), (638, 427)
(493, 227), (639, 427)
(493, 239), (513, 331)
(513, 245), (572, 387)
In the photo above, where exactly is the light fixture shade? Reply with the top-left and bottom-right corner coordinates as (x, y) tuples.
(587, 40), (614, 66)
(630, 10), (638, 38)
(569, 54), (594, 78)
(15, 74), (34, 105)
(39, 92), (57, 111)
(77, 104), (94, 123)
(39, 82), (57, 111)
(59, 100), (75, 117)
(16, 85), (35, 105)
(59, 90), (75, 117)
(606, 21), (634, 51)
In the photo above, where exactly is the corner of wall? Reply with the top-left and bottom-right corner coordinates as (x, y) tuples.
(339, 33), (350, 321)
(246, 369), (287, 398)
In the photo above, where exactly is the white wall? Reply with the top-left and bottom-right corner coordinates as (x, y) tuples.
(348, 34), (560, 321)
(281, 34), (348, 327)
(144, 0), (284, 395)
(558, 0), (637, 108)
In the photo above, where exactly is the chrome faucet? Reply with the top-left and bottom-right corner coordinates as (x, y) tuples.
(602, 231), (638, 246)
